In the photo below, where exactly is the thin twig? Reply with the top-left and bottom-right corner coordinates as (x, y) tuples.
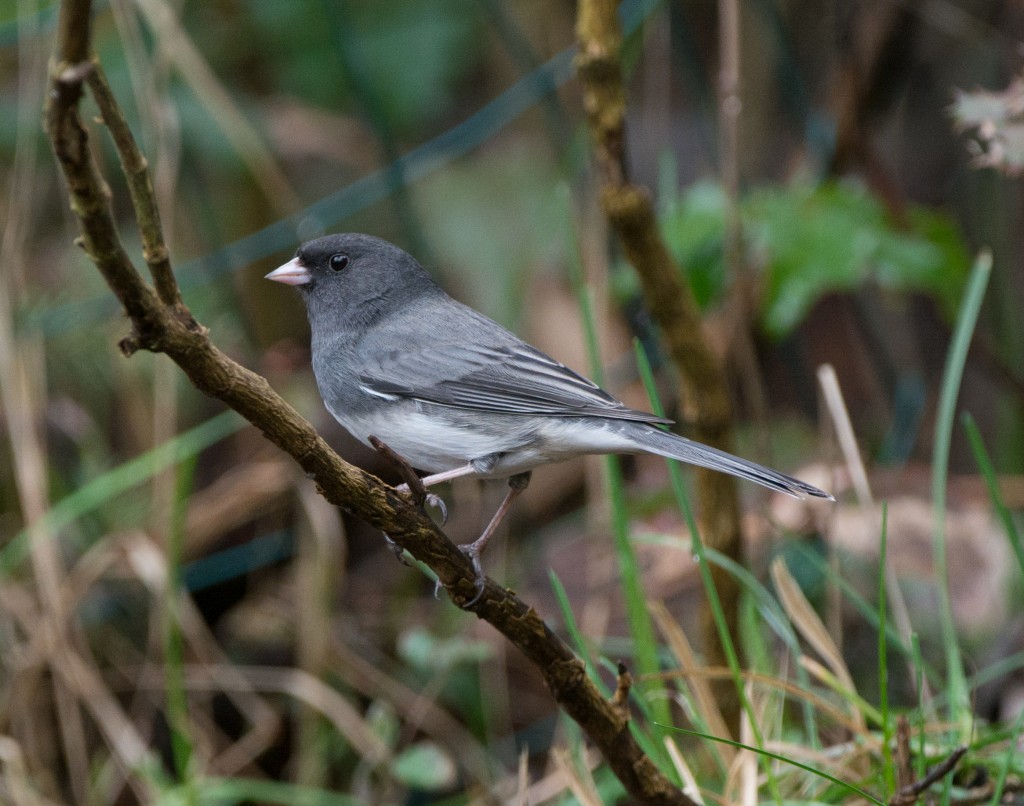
(612, 661), (632, 711)
(889, 745), (966, 806)
(895, 715), (913, 793)
(294, 484), (347, 786)
(368, 434), (427, 504)
(817, 363), (927, 705)
(85, 61), (181, 309)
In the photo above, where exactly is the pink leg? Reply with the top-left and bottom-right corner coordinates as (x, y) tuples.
(459, 472), (531, 606)
(395, 463), (477, 494)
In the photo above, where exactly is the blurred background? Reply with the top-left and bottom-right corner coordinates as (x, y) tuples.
(2, 0), (1024, 802)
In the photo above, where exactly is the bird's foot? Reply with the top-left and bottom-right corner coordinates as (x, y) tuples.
(456, 540), (487, 608)
(441, 472), (531, 608)
(432, 540), (486, 606)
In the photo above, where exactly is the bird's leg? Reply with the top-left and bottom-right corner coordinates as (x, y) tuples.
(406, 465), (480, 488)
(364, 443), (529, 606)
(457, 471), (532, 606)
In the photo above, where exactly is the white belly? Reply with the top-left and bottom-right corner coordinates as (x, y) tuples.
(326, 400), (641, 478)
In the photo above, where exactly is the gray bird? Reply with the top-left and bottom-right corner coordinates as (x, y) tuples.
(267, 234), (832, 591)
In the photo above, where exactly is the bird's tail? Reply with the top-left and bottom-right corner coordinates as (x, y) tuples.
(623, 424), (834, 501)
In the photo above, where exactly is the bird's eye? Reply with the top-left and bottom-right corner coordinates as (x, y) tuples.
(329, 253), (350, 272)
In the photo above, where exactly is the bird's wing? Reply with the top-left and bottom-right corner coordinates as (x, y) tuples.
(359, 341), (671, 425)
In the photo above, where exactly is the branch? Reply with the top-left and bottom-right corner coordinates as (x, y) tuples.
(85, 61), (182, 309)
(576, 0), (745, 729)
(575, 0), (732, 433)
(43, 1), (692, 802)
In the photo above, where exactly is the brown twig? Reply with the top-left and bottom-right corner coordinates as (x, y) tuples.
(368, 434), (427, 504)
(369, 435), (444, 546)
(612, 661), (632, 712)
(43, 1), (692, 802)
(894, 715), (913, 794)
(576, 0), (744, 730)
(889, 745), (966, 806)
(85, 61), (181, 310)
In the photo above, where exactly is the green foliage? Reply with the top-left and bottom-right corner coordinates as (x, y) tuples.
(388, 742), (458, 792)
(8, 0), (1021, 801)
(654, 179), (971, 338)
(416, 146), (567, 325)
(396, 626), (493, 670)
(210, 0), (482, 135)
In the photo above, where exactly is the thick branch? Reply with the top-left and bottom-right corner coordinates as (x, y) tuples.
(43, 1), (690, 802)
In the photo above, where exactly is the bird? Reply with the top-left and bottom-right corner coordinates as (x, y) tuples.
(267, 233), (833, 594)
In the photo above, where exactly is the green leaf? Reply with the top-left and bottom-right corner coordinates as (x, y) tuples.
(658, 179), (971, 338)
(659, 179), (728, 307)
(396, 626), (493, 671)
(388, 742), (458, 791)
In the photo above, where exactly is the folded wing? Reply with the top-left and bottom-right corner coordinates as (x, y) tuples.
(360, 342), (671, 425)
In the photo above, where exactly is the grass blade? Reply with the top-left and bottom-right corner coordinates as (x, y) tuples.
(549, 569), (610, 696)
(878, 503), (894, 794)
(664, 726), (887, 806)
(633, 342), (782, 802)
(166, 456), (198, 785)
(930, 250), (992, 733)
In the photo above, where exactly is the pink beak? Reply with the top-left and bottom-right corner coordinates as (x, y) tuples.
(265, 257), (311, 286)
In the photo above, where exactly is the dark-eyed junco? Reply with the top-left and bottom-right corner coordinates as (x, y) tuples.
(267, 234), (832, 587)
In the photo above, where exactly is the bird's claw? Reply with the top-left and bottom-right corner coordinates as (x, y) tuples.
(424, 493), (448, 525)
(457, 542), (487, 608)
(431, 542), (486, 607)
(395, 483), (448, 525)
